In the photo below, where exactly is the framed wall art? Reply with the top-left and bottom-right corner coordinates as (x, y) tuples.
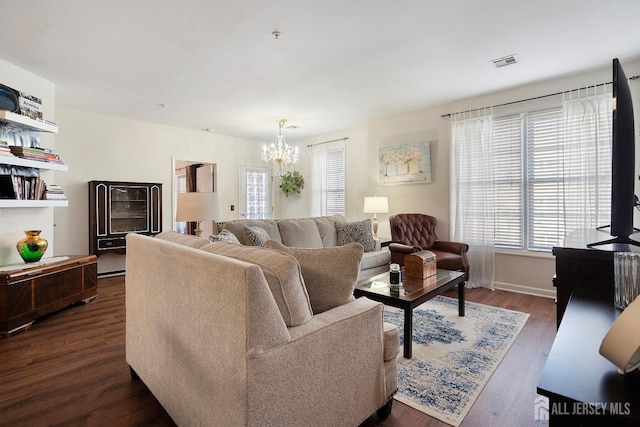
(379, 141), (431, 185)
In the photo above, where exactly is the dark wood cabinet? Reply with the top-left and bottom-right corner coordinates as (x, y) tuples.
(89, 181), (162, 255)
(539, 228), (640, 425)
(0, 255), (97, 337)
(553, 228), (640, 327)
(537, 286), (640, 426)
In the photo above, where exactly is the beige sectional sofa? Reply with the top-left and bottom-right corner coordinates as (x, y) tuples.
(218, 214), (391, 281)
(125, 231), (399, 427)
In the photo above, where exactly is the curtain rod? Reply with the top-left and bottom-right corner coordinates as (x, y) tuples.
(441, 74), (640, 118)
(307, 136), (349, 148)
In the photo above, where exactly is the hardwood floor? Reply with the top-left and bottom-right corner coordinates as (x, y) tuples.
(0, 276), (556, 427)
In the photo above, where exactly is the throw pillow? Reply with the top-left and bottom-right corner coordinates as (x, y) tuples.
(264, 240), (363, 314)
(209, 229), (241, 245)
(335, 219), (376, 252)
(244, 225), (270, 247)
(201, 242), (313, 326)
(278, 218), (324, 248)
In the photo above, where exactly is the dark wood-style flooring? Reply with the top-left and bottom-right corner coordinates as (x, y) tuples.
(0, 275), (556, 427)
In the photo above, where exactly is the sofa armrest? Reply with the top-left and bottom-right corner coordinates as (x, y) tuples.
(247, 297), (390, 425)
(433, 240), (469, 255)
(286, 296), (382, 342)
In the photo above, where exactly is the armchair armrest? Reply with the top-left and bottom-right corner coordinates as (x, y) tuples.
(433, 240), (469, 255)
(388, 242), (422, 266)
(388, 242), (422, 254)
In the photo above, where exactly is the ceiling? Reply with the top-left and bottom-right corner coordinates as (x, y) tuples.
(1, 0), (640, 143)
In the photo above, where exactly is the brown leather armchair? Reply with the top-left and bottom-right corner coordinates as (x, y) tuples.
(389, 213), (469, 280)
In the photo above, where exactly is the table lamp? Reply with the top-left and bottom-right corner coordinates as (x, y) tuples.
(176, 192), (221, 237)
(599, 295), (640, 375)
(363, 195), (389, 239)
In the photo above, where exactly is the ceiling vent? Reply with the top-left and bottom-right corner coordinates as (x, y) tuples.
(491, 54), (517, 68)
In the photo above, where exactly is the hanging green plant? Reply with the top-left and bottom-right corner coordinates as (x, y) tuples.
(280, 171), (305, 197)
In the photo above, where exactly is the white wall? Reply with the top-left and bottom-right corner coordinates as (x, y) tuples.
(0, 59), (57, 265)
(280, 58), (640, 297)
(53, 107), (263, 274)
(4, 57), (639, 292)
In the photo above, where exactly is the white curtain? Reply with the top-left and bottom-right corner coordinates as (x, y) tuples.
(310, 144), (328, 216)
(562, 91), (612, 233)
(450, 113), (496, 289)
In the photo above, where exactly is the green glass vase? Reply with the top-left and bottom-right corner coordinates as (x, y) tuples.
(16, 230), (48, 263)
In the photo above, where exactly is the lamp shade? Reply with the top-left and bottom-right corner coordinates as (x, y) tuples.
(176, 192), (221, 222)
(363, 196), (389, 214)
(600, 295), (640, 374)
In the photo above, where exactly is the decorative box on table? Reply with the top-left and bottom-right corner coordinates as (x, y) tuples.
(404, 250), (436, 280)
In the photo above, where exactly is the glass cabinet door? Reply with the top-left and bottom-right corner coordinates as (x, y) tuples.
(89, 180), (162, 256)
(109, 185), (149, 233)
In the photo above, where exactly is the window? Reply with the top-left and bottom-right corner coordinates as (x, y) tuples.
(492, 101), (611, 251)
(174, 173), (187, 234)
(240, 165), (270, 219)
(326, 146), (345, 215)
(453, 93), (612, 256)
(310, 141), (346, 216)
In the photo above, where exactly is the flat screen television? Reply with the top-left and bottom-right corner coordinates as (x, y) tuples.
(589, 58), (639, 248)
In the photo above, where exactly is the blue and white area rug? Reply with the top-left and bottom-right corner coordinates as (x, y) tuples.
(384, 296), (529, 427)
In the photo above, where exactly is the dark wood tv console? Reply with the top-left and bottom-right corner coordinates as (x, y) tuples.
(537, 228), (640, 425)
(552, 228), (640, 327)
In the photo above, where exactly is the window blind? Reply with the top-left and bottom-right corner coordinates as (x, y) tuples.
(311, 140), (346, 217)
(526, 108), (565, 251)
(326, 146), (345, 216)
(490, 101), (611, 252)
(493, 114), (524, 249)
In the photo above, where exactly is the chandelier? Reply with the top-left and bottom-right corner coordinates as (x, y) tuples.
(261, 119), (298, 176)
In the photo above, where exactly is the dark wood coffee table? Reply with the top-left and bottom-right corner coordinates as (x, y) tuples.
(354, 269), (465, 358)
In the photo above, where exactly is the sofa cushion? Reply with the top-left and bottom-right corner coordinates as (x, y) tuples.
(244, 226), (270, 247)
(278, 218), (324, 248)
(209, 229), (241, 244)
(312, 215), (344, 247)
(336, 219), (376, 252)
(201, 242), (313, 326)
(264, 240), (363, 314)
(361, 248), (391, 270)
(155, 231), (211, 249)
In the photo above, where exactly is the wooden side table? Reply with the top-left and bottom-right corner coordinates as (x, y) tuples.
(0, 255), (98, 337)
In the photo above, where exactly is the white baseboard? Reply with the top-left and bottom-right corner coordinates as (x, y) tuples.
(493, 281), (556, 299)
(97, 270), (125, 278)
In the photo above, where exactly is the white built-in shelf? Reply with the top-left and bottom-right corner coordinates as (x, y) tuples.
(0, 199), (68, 208)
(0, 155), (68, 171)
(0, 110), (58, 133)
(0, 111), (66, 209)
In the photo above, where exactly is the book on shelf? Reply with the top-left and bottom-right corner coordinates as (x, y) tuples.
(45, 183), (66, 200)
(8, 146), (63, 164)
(0, 175), (47, 200)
